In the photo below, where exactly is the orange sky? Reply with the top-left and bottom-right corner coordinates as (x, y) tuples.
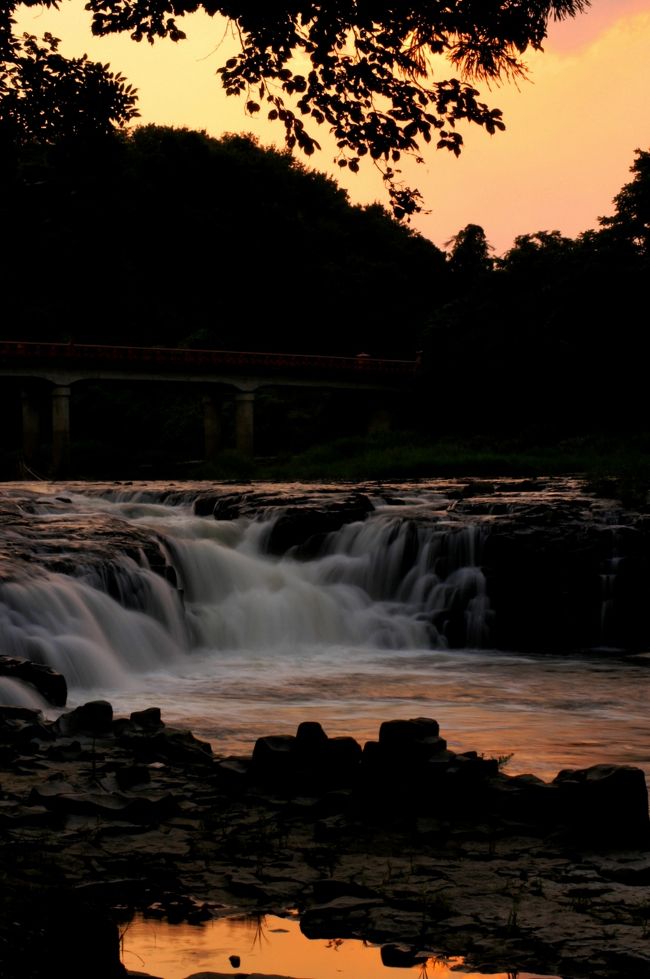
(16, 0), (650, 254)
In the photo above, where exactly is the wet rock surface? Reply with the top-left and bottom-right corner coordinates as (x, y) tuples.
(1, 705), (649, 979)
(193, 488), (375, 557)
(0, 656), (67, 706)
(0, 494), (172, 584)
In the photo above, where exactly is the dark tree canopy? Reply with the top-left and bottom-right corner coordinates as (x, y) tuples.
(420, 146), (650, 435)
(84, 0), (589, 215)
(0, 124), (445, 354)
(446, 222), (494, 277)
(599, 149), (650, 259)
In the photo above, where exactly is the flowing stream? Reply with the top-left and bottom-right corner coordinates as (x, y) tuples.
(1, 479), (649, 783)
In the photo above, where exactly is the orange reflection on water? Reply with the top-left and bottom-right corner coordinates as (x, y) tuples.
(120, 913), (558, 979)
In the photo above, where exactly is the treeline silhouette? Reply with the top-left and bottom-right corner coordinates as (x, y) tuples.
(1, 127), (648, 460)
(0, 126), (442, 358)
(424, 154), (649, 434)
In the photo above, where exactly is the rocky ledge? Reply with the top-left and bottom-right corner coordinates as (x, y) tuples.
(1, 703), (650, 979)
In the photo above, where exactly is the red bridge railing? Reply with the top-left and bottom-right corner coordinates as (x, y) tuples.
(0, 341), (420, 378)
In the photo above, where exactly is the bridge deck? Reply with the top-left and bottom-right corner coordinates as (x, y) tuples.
(0, 341), (419, 380)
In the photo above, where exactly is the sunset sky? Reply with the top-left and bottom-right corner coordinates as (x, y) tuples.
(16, 0), (650, 254)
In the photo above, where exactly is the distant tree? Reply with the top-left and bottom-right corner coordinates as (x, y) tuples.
(598, 148), (650, 259)
(500, 229), (575, 268)
(45, 0), (588, 218)
(446, 222), (494, 278)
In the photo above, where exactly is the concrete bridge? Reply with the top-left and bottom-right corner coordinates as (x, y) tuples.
(0, 341), (420, 474)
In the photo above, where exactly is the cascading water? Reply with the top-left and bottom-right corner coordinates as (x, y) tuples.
(0, 492), (493, 693)
(1, 479), (649, 782)
(0, 570), (186, 690)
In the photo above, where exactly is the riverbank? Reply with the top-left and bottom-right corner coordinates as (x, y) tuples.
(5, 429), (650, 498)
(1, 702), (650, 979)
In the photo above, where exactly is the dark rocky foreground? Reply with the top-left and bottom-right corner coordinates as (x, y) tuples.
(1, 701), (650, 979)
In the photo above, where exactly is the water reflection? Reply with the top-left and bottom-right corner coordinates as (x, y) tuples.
(120, 913), (560, 979)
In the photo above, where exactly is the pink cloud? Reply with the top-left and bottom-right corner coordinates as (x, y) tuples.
(545, 0), (650, 52)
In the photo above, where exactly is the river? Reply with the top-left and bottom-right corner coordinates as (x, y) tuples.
(1, 478), (649, 784)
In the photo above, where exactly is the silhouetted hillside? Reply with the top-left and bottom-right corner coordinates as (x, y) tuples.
(1, 126), (445, 358)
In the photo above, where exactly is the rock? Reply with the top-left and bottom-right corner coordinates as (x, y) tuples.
(553, 763), (650, 839)
(0, 705), (42, 724)
(295, 721), (328, 751)
(0, 655), (67, 706)
(378, 717), (440, 748)
(595, 856), (650, 885)
(228, 954), (241, 967)
(56, 699), (113, 736)
(265, 495), (373, 557)
(115, 765), (152, 790)
(487, 773), (562, 827)
(311, 878), (378, 903)
(459, 480), (496, 498)
(600, 948), (650, 976)
(250, 735), (297, 783)
(362, 718), (449, 794)
(117, 727), (213, 767)
(380, 943), (429, 968)
(130, 708), (164, 732)
(379, 717), (447, 767)
(250, 728), (362, 791)
(482, 519), (650, 652)
(28, 784), (179, 823)
(193, 493), (223, 517)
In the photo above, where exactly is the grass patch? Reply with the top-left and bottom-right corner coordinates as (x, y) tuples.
(251, 431), (650, 489)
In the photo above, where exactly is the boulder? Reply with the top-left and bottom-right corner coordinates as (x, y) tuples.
(380, 943), (430, 968)
(265, 496), (373, 557)
(55, 699), (113, 736)
(130, 707), (164, 731)
(553, 763), (650, 839)
(117, 727), (213, 768)
(251, 735), (298, 783)
(251, 728), (363, 792)
(0, 655), (67, 706)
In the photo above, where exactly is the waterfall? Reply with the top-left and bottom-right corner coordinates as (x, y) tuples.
(312, 516), (492, 648)
(0, 488), (494, 704)
(0, 571), (186, 690)
(2, 481), (650, 781)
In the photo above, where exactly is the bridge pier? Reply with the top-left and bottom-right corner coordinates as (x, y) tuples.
(21, 388), (41, 466)
(202, 392), (222, 462)
(235, 392), (255, 457)
(52, 384), (71, 476)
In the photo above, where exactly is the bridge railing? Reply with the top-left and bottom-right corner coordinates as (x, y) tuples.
(0, 341), (420, 377)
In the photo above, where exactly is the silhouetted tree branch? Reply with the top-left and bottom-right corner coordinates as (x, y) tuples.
(83, 0), (590, 218)
(1, 1), (138, 150)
